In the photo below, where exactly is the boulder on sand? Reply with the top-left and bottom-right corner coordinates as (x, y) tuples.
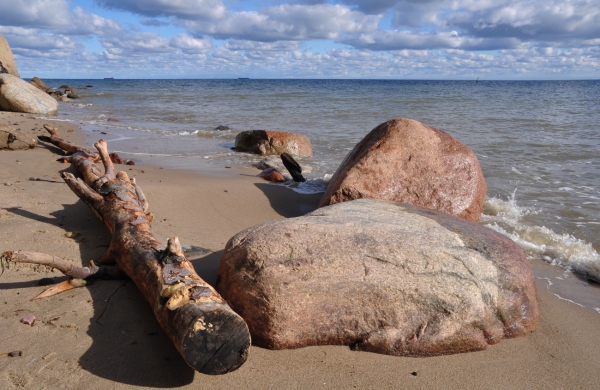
(235, 130), (312, 157)
(0, 74), (58, 115)
(0, 35), (20, 77)
(0, 126), (37, 150)
(320, 118), (487, 222)
(218, 199), (538, 357)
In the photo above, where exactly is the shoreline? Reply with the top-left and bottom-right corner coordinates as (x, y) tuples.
(1, 111), (599, 388)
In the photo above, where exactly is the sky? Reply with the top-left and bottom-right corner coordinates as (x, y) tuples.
(0, 0), (599, 79)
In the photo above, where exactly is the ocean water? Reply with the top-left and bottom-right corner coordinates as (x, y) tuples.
(40, 79), (600, 298)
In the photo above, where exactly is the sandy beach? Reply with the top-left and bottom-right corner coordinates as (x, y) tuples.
(1, 111), (599, 389)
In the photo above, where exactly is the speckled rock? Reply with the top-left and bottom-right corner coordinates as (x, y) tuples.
(320, 118), (487, 222)
(235, 130), (312, 157)
(0, 35), (20, 77)
(0, 126), (37, 150)
(218, 199), (538, 357)
(0, 74), (58, 115)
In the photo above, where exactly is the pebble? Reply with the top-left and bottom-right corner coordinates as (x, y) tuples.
(3, 182), (11, 186)
(8, 351), (22, 357)
(20, 315), (35, 326)
(63, 232), (79, 238)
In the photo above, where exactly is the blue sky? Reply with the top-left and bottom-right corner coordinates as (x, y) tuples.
(0, 0), (598, 79)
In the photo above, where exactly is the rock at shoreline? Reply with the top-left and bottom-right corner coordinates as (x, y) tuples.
(258, 167), (286, 182)
(65, 87), (79, 99)
(218, 199), (539, 356)
(1, 126), (37, 150)
(216, 125), (230, 131)
(235, 130), (313, 157)
(0, 75), (58, 115)
(109, 152), (123, 164)
(29, 77), (47, 91)
(320, 118), (487, 222)
(0, 35), (20, 77)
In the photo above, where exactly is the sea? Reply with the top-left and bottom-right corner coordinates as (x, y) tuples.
(40, 79), (600, 312)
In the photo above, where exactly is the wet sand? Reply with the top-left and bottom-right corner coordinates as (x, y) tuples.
(1, 111), (599, 389)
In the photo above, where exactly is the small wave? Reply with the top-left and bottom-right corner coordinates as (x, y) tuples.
(280, 178), (329, 195)
(481, 190), (600, 282)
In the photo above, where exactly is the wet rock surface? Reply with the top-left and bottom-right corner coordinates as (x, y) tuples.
(235, 130), (313, 157)
(320, 118), (487, 222)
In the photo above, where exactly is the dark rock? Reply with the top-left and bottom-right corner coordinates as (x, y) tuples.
(235, 130), (312, 157)
(280, 152), (306, 182)
(109, 152), (123, 164)
(218, 199), (539, 356)
(215, 125), (230, 131)
(107, 118), (119, 122)
(320, 118), (487, 222)
(65, 87), (79, 99)
(125, 160), (135, 165)
(59, 85), (70, 89)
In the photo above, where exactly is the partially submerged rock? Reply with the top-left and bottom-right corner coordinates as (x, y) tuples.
(235, 130), (312, 157)
(218, 199), (538, 357)
(0, 74), (58, 115)
(320, 118), (487, 222)
(258, 168), (286, 183)
(0, 126), (37, 150)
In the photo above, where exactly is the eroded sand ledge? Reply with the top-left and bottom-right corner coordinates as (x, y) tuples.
(0, 111), (599, 389)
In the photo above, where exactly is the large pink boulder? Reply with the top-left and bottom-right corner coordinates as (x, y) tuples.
(218, 199), (539, 356)
(320, 118), (487, 222)
(235, 130), (312, 157)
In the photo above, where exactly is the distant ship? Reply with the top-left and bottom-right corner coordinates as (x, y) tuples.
(476, 77), (479, 82)
(104, 77), (115, 80)
(238, 77), (250, 80)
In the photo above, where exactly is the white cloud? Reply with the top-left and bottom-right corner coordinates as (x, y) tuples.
(94, 0), (226, 20)
(170, 34), (212, 53)
(340, 30), (524, 51)
(180, 4), (381, 41)
(0, 1), (122, 36)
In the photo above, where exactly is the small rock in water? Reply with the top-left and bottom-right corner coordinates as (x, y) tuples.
(20, 315), (35, 326)
(258, 168), (286, 183)
(215, 125), (230, 131)
(107, 118), (120, 122)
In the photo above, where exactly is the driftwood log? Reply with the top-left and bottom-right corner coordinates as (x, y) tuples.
(3, 126), (250, 374)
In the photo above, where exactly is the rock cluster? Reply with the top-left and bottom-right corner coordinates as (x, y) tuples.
(320, 118), (487, 222)
(218, 199), (539, 357)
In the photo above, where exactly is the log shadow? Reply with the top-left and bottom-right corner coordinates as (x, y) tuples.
(253, 183), (321, 218)
(4, 201), (195, 387)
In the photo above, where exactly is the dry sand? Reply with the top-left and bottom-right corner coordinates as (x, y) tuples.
(1, 111), (599, 389)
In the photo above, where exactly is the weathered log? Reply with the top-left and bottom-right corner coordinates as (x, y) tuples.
(280, 152), (306, 182)
(25, 127), (251, 374)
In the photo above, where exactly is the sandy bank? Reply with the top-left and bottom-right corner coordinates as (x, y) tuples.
(1, 111), (599, 389)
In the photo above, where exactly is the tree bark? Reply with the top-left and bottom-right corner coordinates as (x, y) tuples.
(34, 127), (251, 374)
